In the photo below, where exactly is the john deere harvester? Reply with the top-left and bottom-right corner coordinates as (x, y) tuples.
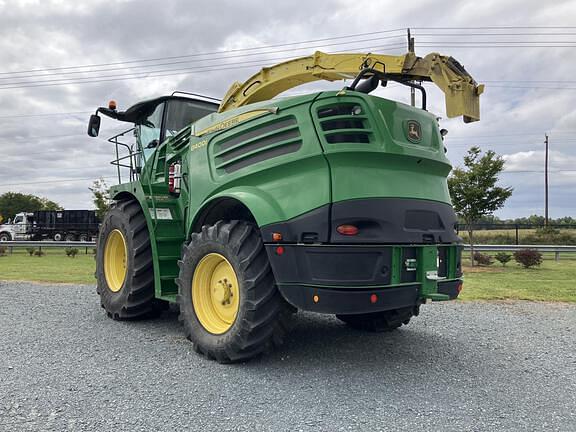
(87, 50), (483, 363)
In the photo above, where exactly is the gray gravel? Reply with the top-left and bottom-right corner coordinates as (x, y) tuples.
(0, 281), (575, 432)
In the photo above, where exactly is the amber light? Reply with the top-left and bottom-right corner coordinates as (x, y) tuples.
(108, 100), (117, 110)
(313, 295), (320, 303)
(337, 224), (359, 236)
(272, 232), (283, 242)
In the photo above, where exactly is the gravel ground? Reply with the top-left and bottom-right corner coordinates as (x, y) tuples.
(0, 281), (575, 432)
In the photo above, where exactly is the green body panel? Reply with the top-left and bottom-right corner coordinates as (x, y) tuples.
(109, 91), (460, 302)
(310, 92), (452, 204)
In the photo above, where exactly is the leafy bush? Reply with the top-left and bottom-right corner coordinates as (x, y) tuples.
(494, 252), (512, 267)
(473, 252), (493, 266)
(0, 246), (6, 257)
(65, 247), (79, 258)
(26, 247), (35, 257)
(513, 249), (543, 268)
(33, 250), (45, 257)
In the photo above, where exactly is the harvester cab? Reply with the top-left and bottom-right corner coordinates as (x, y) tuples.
(88, 93), (219, 181)
(88, 49), (483, 363)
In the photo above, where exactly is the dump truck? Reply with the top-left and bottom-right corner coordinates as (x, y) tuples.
(87, 50), (483, 363)
(0, 210), (100, 242)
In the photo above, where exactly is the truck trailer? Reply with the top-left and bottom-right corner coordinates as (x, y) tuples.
(0, 210), (100, 242)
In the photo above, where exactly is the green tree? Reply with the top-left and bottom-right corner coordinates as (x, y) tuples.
(89, 177), (111, 219)
(0, 192), (62, 220)
(448, 147), (513, 266)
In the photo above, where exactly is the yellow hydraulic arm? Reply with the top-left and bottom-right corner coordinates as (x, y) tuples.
(218, 51), (484, 123)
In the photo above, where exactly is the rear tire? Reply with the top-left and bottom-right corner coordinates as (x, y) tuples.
(177, 220), (294, 363)
(64, 233), (76, 242)
(53, 232), (63, 241)
(96, 199), (165, 320)
(336, 306), (418, 332)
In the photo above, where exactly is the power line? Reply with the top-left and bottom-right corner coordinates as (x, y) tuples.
(0, 111), (91, 119)
(0, 42), (408, 90)
(0, 176), (117, 187)
(0, 28), (406, 76)
(0, 36), (408, 82)
(0, 41), (407, 87)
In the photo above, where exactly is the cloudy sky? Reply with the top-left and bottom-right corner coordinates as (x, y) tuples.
(0, 0), (575, 219)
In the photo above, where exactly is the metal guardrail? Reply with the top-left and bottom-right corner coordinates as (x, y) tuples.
(2, 242), (574, 259)
(0, 241), (97, 255)
(1, 241), (96, 247)
(464, 244), (576, 252)
(463, 244), (576, 261)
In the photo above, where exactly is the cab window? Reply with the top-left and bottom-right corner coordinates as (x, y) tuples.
(164, 100), (216, 138)
(13, 215), (23, 224)
(140, 103), (164, 161)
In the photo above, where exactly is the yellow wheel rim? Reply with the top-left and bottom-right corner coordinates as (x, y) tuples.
(103, 229), (128, 293)
(192, 253), (240, 334)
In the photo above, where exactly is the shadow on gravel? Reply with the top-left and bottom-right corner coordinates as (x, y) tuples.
(245, 313), (459, 371)
(110, 305), (463, 372)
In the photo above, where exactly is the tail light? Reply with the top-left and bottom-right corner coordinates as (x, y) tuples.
(336, 224), (359, 236)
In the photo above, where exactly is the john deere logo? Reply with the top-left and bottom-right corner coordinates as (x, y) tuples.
(406, 120), (422, 143)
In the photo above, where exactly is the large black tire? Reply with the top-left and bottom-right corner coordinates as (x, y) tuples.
(96, 199), (165, 320)
(0, 232), (11, 242)
(177, 220), (294, 363)
(64, 233), (76, 242)
(336, 306), (418, 332)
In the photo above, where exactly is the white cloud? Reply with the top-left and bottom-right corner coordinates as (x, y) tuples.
(0, 0), (574, 217)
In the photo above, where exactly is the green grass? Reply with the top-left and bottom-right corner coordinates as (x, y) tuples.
(0, 247), (96, 284)
(459, 255), (576, 302)
(0, 247), (574, 302)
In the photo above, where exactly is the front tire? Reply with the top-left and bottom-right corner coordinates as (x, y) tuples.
(96, 199), (164, 320)
(336, 306), (418, 332)
(177, 221), (294, 363)
(0, 232), (11, 242)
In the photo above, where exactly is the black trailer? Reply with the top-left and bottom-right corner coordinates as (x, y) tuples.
(31, 210), (100, 241)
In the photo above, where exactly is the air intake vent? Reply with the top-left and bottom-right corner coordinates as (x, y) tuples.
(214, 117), (302, 173)
(317, 103), (372, 144)
(171, 126), (192, 151)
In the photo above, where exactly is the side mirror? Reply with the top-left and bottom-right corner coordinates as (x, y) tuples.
(146, 139), (159, 149)
(87, 114), (101, 137)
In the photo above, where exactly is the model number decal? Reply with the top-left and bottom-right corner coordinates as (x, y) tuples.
(190, 139), (208, 151)
(150, 208), (172, 220)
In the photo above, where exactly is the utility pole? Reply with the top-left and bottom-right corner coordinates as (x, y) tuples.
(544, 133), (549, 226)
(407, 28), (415, 107)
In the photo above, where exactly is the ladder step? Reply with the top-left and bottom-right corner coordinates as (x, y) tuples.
(155, 236), (184, 242)
(158, 255), (180, 261)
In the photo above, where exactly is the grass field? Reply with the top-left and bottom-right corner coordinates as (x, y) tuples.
(0, 247), (574, 302)
(459, 255), (575, 302)
(0, 248), (96, 284)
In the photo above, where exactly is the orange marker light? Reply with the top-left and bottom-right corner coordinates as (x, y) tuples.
(108, 100), (117, 110)
(457, 282), (463, 293)
(370, 294), (378, 304)
(272, 232), (283, 242)
(337, 224), (359, 236)
(275, 246), (285, 255)
(313, 295), (320, 303)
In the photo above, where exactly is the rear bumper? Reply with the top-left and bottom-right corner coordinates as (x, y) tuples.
(266, 243), (462, 314)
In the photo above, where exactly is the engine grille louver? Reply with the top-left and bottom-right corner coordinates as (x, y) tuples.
(214, 117), (302, 173)
(317, 103), (372, 144)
